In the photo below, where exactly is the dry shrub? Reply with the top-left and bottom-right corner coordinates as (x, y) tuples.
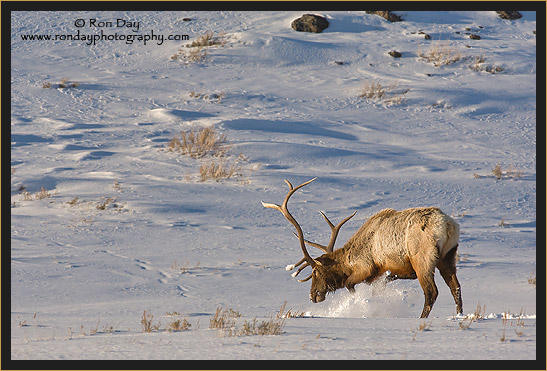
(168, 127), (229, 159)
(474, 163), (522, 180)
(469, 56), (504, 74)
(185, 47), (208, 63)
(21, 187), (54, 201)
(359, 81), (386, 99)
(141, 310), (161, 333)
(199, 158), (241, 182)
(168, 127), (259, 183)
(209, 306), (241, 330)
(528, 271), (536, 286)
(171, 31), (227, 64)
(458, 302), (487, 330)
(35, 187), (53, 199)
(239, 317), (285, 336)
(43, 78), (79, 89)
(359, 80), (408, 106)
(168, 318), (191, 332)
(506, 164), (523, 179)
(492, 163), (522, 180)
(187, 31), (227, 48)
(210, 304), (286, 337)
(419, 42), (462, 67)
(277, 300), (306, 318)
(492, 163), (503, 180)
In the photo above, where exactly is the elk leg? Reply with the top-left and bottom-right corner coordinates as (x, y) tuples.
(416, 271), (438, 318)
(437, 247), (463, 315)
(410, 252), (439, 319)
(410, 245), (439, 318)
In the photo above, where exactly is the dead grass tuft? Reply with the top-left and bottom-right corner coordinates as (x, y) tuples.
(492, 163), (503, 180)
(209, 306), (241, 331)
(141, 310), (161, 333)
(474, 163), (523, 180)
(458, 302), (486, 330)
(168, 127), (229, 159)
(21, 186), (55, 201)
(359, 81), (386, 99)
(168, 318), (191, 332)
(210, 304), (286, 337)
(187, 31), (227, 48)
(359, 80), (409, 106)
(528, 271), (536, 286)
(171, 31), (228, 64)
(469, 56), (504, 74)
(167, 127), (259, 183)
(419, 41), (462, 67)
(199, 158), (241, 182)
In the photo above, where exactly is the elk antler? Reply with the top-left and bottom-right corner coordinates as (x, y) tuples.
(288, 210), (357, 279)
(262, 178), (318, 275)
(318, 210), (357, 253)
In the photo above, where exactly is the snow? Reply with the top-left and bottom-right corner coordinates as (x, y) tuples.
(9, 10), (538, 361)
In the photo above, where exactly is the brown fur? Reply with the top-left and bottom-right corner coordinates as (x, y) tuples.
(308, 207), (462, 318)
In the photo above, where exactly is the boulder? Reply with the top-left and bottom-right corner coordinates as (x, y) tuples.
(365, 11), (402, 22)
(496, 11), (522, 20)
(291, 14), (329, 33)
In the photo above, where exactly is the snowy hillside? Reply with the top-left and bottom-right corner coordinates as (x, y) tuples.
(9, 10), (538, 362)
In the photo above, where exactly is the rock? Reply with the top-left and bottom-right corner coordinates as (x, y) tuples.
(496, 11), (522, 20)
(469, 34), (481, 40)
(291, 14), (329, 33)
(365, 11), (402, 22)
(388, 50), (402, 58)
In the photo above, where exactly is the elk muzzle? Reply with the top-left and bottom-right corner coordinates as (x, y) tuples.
(310, 289), (326, 303)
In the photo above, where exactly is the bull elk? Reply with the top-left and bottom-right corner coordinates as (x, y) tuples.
(262, 178), (462, 318)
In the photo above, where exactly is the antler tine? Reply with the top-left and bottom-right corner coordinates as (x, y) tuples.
(286, 257), (306, 271)
(298, 272), (313, 282)
(288, 210), (358, 254)
(319, 210), (357, 253)
(262, 178), (318, 269)
(291, 231), (330, 253)
(292, 261), (310, 277)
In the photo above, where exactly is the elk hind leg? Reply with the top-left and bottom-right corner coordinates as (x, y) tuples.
(412, 257), (438, 318)
(437, 247), (463, 315)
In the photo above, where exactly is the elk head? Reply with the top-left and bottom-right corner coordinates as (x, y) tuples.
(262, 178), (356, 303)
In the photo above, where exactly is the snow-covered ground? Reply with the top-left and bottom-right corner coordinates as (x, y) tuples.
(10, 10), (538, 361)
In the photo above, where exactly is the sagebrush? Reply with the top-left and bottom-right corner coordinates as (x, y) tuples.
(171, 31), (228, 64)
(168, 127), (229, 158)
(209, 304), (286, 337)
(418, 42), (462, 67)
